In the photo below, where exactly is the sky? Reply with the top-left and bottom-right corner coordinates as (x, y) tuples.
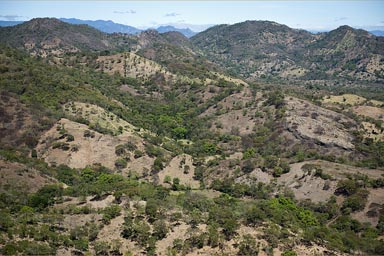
(0, 1), (383, 31)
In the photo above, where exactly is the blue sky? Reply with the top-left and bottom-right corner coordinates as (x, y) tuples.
(0, 1), (383, 31)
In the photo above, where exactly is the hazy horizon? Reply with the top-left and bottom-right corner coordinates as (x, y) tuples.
(1, 1), (383, 32)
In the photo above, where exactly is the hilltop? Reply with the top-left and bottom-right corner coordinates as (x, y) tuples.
(192, 20), (384, 82)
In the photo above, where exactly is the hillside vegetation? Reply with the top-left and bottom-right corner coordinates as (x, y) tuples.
(0, 18), (384, 256)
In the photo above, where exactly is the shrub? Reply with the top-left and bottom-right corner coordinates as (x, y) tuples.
(52, 142), (70, 151)
(238, 234), (258, 255)
(342, 189), (369, 212)
(282, 250), (297, 256)
(242, 159), (256, 173)
(114, 158), (127, 169)
(134, 150), (143, 158)
(115, 145), (126, 156)
(66, 134), (75, 142)
(83, 130), (95, 138)
(153, 220), (169, 240)
(153, 157), (165, 172)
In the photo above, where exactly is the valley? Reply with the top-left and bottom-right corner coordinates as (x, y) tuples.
(0, 18), (383, 256)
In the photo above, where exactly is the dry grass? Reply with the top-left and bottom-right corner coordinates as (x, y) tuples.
(285, 97), (356, 150)
(157, 154), (200, 189)
(97, 52), (174, 82)
(353, 105), (384, 121)
(351, 188), (384, 227)
(0, 160), (58, 193)
(360, 121), (384, 141)
(323, 93), (366, 105)
(36, 118), (150, 173)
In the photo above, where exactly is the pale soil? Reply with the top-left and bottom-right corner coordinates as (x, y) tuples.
(63, 101), (136, 135)
(285, 97), (356, 150)
(63, 213), (102, 230)
(236, 168), (273, 184)
(201, 88), (263, 136)
(0, 160), (57, 193)
(210, 71), (248, 86)
(36, 118), (150, 174)
(97, 52), (175, 82)
(279, 160), (384, 203)
(85, 195), (115, 209)
(227, 152), (243, 160)
(353, 105), (384, 121)
(369, 99), (384, 107)
(305, 159), (384, 179)
(293, 244), (348, 256)
(156, 222), (190, 255)
(323, 93), (366, 105)
(55, 247), (72, 256)
(361, 121), (384, 141)
(37, 118), (121, 169)
(158, 154), (200, 189)
(123, 155), (154, 178)
(279, 162), (337, 203)
(366, 54), (384, 75)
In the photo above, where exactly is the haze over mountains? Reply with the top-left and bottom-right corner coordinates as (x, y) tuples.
(1, 17), (384, 38)
(0, 18), (199, 37)
(0, 17), (384, 256)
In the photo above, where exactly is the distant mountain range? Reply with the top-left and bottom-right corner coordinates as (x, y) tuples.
(1, 19), (383, 37)
(0, 18), (198, 37)
(155, 25), (196, 38)
(59, 18), (142, 34)
(1, 18), (383, 82)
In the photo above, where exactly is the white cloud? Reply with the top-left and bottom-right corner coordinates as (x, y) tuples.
(0, 15), (24, 21)
(334, 17), (348, 22)
(165, 12), (180, 17)
(113, 10), (136, 14)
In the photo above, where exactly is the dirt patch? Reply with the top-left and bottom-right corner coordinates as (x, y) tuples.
(36, 118), (149, 173)
(201, 89), (263, 136)
(361, 121), (384, 141)
(279, 162), (337, 203)
(323, 94), (366, 106)
(369, 99), (384, 107)
(293, 244), (348, 256)
(158, 154), (200, 189)
(0, 160), (57, 193)
(156, 222), (190, 255)
(279, 160), (384, 203)
(63, 102), (136, 135)
(351, 188), (384, 227)
(285, 97), (357, 150)
(210, 72), (248, 86)
(353, 105), (384, 121)
(123, 155), (154, 178)
(236, 168), (273, 184)
(63, 214), (102, 230)
(97, 52), (175, 83)
(84, 195), (115, 209)
(37, 118), (120, 169)
(307, 159), (384, 179)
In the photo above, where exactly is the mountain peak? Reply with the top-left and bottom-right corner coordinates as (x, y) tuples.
(24, 17), (66, 29)
(156, 25), (197, 38)
(0, 17), (111, 53)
